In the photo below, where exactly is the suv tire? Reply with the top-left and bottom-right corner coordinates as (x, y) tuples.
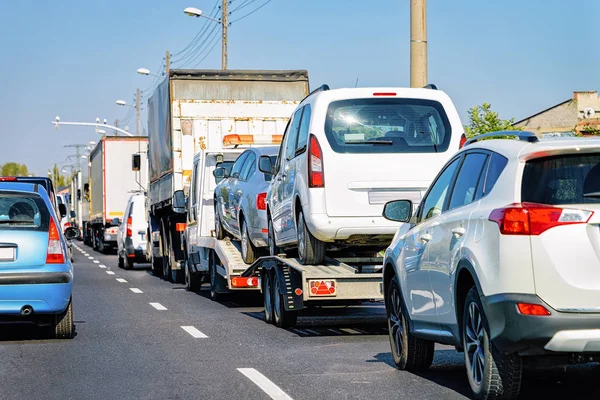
(297, 210), (325, 265)
(387, 276), (434, 371)
(463, 287), (522, 400)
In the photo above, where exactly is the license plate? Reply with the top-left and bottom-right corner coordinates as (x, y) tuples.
(0, 247), (15, 262)
(308, 280), (337, 297)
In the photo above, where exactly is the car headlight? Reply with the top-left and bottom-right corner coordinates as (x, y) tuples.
(104, 233), (112, 241)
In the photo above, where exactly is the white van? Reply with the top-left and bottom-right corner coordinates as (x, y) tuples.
(117, 193), (149, 269)
(259, 85), (466, 265)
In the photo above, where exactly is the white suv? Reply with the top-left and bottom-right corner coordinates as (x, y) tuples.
(259, 85), (465, 265)
(382, 131), (600, 399)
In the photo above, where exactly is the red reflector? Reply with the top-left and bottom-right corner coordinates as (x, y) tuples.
(294, 288), (303, 296)
(489, 203), (593, 235)
(459, 133), (467, 149)
(0, 177), (18, 181)
(261, 228), (268, 233)
(373, 92), (397, 96)
(64, 222), (71, 228)
(176, 223), (187, 232)
(517, 303), (550, 316)
(256, 192), (267, 210)
(231, 276), (259, 288)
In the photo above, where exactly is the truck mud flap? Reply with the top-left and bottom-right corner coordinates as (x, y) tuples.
(273, 263), (303, 312)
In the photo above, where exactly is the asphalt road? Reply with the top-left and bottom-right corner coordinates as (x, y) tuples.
(1, 243), (599, 400)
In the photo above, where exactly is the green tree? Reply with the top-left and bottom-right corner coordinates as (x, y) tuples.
(1, 162), (29, 176)
(51, 164), (67, 188)
(465, 103), (521, 139)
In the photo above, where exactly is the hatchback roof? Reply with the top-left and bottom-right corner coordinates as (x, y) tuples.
(0, 181), (46, 194)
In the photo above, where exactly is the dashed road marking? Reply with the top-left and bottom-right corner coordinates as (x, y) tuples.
(149, 302), (167, 310)
(87, 256), (94, 260)
(327, 329), (341, 335)
(106, 271), (115, 275)
(304, 329), (320, 336)
(237, 368), (293, 400)
(99, 264), (107, 268)
(339, 328), (361, 335)
(130, 288), (143, 293)
(93, 260), (100, 264)
(181, 326), (208, 338)
(116, 278), (127, 283)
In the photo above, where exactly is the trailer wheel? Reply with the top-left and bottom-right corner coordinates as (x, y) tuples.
(209, 251), (225, 301)
(118, 253), (125, 269)
(272, 274), (297, 328)
(161, 222), (172, 282)
(262, 271), (274, 324)
(297, 210), (325, 265)
(185, 261), (202, 292)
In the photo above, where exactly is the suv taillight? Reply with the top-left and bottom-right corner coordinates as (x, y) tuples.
(459, 133), (467, 149)
(126, 217), (133, 237)
(256, 192), (267, 210)
(489, 203), (593, 235)
(47, 218), (65, 264)
(308, 134), (324, 188)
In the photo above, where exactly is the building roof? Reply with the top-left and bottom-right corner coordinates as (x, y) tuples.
(513, 99), (572, 126)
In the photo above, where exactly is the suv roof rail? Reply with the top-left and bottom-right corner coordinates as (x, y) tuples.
(301, 84), (330, 103)
(423, 84), (437, 90)
(464, 130), (539, 146)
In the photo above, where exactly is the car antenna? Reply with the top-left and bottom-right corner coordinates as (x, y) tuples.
(355, 78), (359, 88)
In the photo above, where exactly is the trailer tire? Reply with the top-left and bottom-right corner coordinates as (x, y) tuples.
(272, 274), (297, 328)
(118, 254), (125, 269)
(161, 222), (172, 282)
(262, 271), (274, 324)
(241, 219), (257, 264)
(297, 210), (325, 265)
(185, 260), (202, 292)
(209, 251), (226, 301)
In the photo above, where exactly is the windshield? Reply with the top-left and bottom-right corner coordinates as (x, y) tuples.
(324, 98), (452, 154)
(522, 154), (600, 205)
(0, 191), (50, 231)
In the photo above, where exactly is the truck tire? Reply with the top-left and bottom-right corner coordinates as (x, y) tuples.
(185, 262), (202, 292)
(151, 255), (163, 277)
(209, 251), (225, 301)
(118, 253), (125, 269)
(262, 271), (274, 324)
(161, 222), (172, 282)
(54, 299), (74, 339)
(272, 273), (297, 328)
(297, 210), (325, 265)
(241, 219), (257, 264)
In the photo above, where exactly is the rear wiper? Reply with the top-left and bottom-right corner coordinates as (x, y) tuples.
(344, 140), (393, 145)
(584, 192), (600, 198)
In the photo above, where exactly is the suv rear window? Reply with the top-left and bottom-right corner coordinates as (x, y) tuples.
(324, 98), (452, 154)
(0, 191), (50, 231)
(522, 154), (600, 205)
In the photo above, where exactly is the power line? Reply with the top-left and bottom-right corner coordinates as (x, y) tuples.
(230, 0), (272, 23)
(230, 0), (256, 13)
(171, 0), (220, 58)
(176, 23), (221, 68)
(172, 5), (221, 64)
(191, 36), (222, 69)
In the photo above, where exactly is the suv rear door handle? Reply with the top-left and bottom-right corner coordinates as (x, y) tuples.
(419, 233), (432, 243)
(452, 227), (466, 237)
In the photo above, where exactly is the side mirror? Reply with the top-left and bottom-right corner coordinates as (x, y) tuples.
(64, 227), (80, 240)
(213, 167), (227, 179)
(173, 190), (186, 214)
(132, 154), (141, 171)
(112, 217), (120, 226)
(70, 210), (76, 218)
(58, 204), (67, 218)
(258, 155), (274, 174)
(382, 200), (413, 223)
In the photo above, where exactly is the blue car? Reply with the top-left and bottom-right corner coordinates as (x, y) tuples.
(0, 182), (79, 339)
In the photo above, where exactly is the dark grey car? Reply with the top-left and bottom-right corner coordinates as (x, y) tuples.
(214, 147), (278, 264)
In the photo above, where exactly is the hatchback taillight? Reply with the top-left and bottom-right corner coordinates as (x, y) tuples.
(46, 218), (65, 264)
(126, 217), (133, 237)
(489, 203), (593, 235)
(459, 133), (467, 149)
(256, 192), (267, 210)
(308, 134), (324, 188)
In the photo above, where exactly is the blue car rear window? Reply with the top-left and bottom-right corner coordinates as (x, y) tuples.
(0, 191), (50, 232)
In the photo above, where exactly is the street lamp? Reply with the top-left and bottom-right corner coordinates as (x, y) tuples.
(184, 6), (227, 70)
(136, 68), (162, 78)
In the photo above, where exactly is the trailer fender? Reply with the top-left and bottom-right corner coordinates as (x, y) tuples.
(269, 261), (303, 312)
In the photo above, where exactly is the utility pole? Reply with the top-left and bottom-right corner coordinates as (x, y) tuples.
(136, 88), (141, 136)
(222, 0), (228, 70)
(63, 144), (88, 175)
(410, 0), (427, 88)
(165, 50), (170, 76)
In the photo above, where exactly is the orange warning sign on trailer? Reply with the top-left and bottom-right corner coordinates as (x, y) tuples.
(309, 280), (337, 297)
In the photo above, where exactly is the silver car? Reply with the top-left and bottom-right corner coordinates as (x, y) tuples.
(214, 147), (278, 264)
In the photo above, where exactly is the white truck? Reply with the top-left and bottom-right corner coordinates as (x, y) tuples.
(88, 136), (149, 253)
(147, 69), (309, 282)
(181, 82), (386, 329)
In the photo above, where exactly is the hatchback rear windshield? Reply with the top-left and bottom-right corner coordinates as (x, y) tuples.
(0, 191), (50, 231)
(324, 98), (452, 154)
(522, 153), (600, 205)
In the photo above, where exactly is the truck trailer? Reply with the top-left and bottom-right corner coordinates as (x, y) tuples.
(88, 136), (148, 253)
(147, 69), (309, 282)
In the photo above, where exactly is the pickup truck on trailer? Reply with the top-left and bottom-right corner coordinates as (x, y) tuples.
(147, 69), (309, 282)
(88, 136), (148, 253)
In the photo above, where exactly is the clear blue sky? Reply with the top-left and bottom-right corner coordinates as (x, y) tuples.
(1, 0), (598, 175)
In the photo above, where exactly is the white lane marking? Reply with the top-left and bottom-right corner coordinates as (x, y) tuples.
(99, 264), (107, 269)
(181, 326), (209, 339)
(150, 302), (167, 310)
(130, 288), (143, 294)
(304, 329), (320, 336)
(87, 256), (94, 260)
(327, 329), (342, 335)
(116, 278), (127, 283)
(106, 271), (115, 275)
(237, 368), (293, 400)
(339, 328), (361, 335)
(93, 260), (100, 264)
